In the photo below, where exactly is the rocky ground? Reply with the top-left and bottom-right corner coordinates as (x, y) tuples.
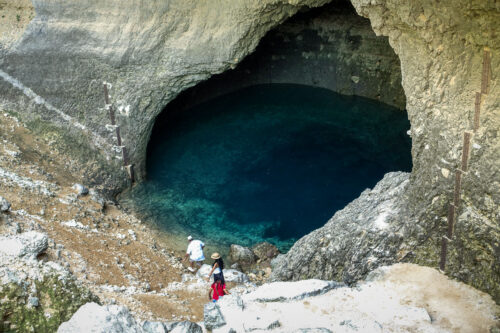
(1, 110), (499, 332)
(0, 110), (232, 329)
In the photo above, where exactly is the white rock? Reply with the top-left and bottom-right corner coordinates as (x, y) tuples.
(128, 229), (137, 241)
(196, 264), (249, 284)
(0, 231), (48, 259)
(169, 321), (203, 333)
(203, 302), (226, 330)
(222, 269), (249, 283)
(62, 219), (90, 230)
(57, 302), (143, 333)
(72, 183), (89, 196)
(142, 321), (167, 333)
(0, 195), (11, 212)
(242, 279), (341, 303)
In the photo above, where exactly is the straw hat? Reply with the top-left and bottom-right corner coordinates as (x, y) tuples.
(211, 252), (221, 259)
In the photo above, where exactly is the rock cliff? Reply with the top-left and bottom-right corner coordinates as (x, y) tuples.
(0, 0), (498, 300)
(274, 0), (500, 300)
(165, 1), (405, 114)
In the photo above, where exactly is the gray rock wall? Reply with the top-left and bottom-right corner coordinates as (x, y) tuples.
(0, 0), (330, 186)
(351, 0), (499, 301)
(167, 2), (405, 113)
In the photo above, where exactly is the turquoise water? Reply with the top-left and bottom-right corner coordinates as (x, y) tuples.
(120, 84), (411, 252)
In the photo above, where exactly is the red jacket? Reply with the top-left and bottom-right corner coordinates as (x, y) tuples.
(211, 282), (225, 300)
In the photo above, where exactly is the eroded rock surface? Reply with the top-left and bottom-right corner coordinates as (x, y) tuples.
(206, 264), (499, 333)
(58, 303), (203, 333)
(0, 231), (48, 258)
(351, 0), (499, 300)
(0, 0), (330, 185)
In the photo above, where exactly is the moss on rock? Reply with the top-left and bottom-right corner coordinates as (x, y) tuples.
(0, 273), (98, 332)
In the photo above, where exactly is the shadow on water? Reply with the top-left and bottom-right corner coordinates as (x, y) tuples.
(119, 84), (412, 252)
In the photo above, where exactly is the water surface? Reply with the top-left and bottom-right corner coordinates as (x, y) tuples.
(119, 84), (411, 252)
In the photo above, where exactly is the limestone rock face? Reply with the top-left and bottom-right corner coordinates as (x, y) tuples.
(350, 0), (500, 301)
(0, 239), (97, 332)
(0, 0), (330, 186)
(271, 172), (413, 283)
(208, 264), (499, 332)
(170, 2), (405, 112)
(242, 279), (343, 302)
(203, 302), (226, 330)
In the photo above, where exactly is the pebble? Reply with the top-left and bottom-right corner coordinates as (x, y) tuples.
(0, 195), (11, 212)
(72, 183), (89, 196)
(28, 296), (39, 307)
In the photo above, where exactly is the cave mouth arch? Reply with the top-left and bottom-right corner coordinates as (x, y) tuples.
(119, 0), (411, 252)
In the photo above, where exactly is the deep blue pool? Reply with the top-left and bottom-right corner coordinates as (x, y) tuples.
(119, 84), (411, 252)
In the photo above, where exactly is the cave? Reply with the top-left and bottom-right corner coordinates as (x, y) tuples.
(119, 1), (412, 252)
(0, 0), (498, 324)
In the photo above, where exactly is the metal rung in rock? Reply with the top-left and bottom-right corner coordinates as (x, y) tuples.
(481, 49), (491, 94)
(473, 92), (481, 132)
(461, 131), (472, 172)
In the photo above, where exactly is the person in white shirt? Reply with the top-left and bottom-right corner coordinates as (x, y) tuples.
(184, 235), (205, 272)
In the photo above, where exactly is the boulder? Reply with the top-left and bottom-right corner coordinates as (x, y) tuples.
(57, 302), (142, 333)
(169, 321), (202, 333)
(222, 269), (249, 284)
(229, 244), (256, 271)
(251, 242), (280, 261)
(195, 264), (212, 279)
(0, 231), (48, 259)
(142, 320), (203, 333)
(0, 195), (11, 212)
(203, 302), (226, 330)
(142, 321), (167, 333)
(230, 263), (241, 271)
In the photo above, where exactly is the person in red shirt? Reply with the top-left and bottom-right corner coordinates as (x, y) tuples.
(209, 277), (230, 302)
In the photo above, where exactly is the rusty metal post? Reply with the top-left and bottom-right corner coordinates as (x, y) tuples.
(453, 170), (462, 208)
(481, 49), (491, 94)
(440, 237), (448, 271)
(440, 47), (490, 273)
(473, 92), (481, 132)
(461, 132), (472, 172)
(122, 147), (129, 166)
(447, 204), (456, 238)
(115, 126), (122, 147)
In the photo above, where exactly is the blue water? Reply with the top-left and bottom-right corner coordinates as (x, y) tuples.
(120, 84), (411, 252)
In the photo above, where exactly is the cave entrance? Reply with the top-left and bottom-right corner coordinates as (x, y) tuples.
(119, 0), (411, 252)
